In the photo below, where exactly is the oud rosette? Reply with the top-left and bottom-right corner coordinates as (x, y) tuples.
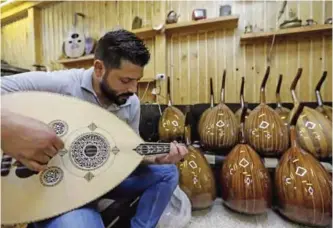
(244, 104), (289, 157)
(221, 144), (272, 214)
(199, 103), (239, 152)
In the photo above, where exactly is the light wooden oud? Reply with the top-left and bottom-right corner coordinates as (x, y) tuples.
(1, 91), (172, 225)
(158, 76), (185, 142)
(177, 111), (216, 210)
(244, 66), (289, 157)
(235, 76), (251, 124)
(314, 71), (332, 121)
(199, 70), (239, 152)
(221, 98), (272, 215)
(288, 68), (332, 160)
(275, 103), (332, 227)
(275, 74), (290, 126)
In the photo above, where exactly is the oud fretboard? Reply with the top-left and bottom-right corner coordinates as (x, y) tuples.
(134, 143), (171, 155)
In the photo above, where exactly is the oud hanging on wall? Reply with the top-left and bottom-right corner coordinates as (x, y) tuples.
(314, 71), (332, 121)
(244, 66), (289, 157)
(288, 68), (332, 160)
(158, 76), (185, 142)
(199, 70), (239, 153)
(275, 74), (290, 126)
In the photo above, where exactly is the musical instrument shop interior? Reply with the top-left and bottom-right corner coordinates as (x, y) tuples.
(1, 0), (332, 228)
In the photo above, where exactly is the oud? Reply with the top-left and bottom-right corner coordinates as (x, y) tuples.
(1, 91), (174, 226)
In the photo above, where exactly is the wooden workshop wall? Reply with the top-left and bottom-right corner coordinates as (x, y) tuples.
(165, 0), (332, 105)
(1, 16), (32, 69)
(1, 1), (332, 104)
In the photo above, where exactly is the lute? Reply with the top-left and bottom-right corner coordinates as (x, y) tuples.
(1, 91), (172, 226)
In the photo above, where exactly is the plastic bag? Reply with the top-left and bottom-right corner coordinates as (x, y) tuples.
(157, 185), (192, 228)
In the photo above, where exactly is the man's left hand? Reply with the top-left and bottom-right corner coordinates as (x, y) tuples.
(155, 141), (188, 164)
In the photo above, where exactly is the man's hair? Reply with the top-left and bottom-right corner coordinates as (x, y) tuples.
(94, 29), (150, 69)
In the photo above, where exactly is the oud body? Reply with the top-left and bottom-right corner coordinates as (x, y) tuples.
(245, 67), (289, 157)
(1, 91), (173, 225)
(199, 70), (239, 152)
(275, 104), (332, 227)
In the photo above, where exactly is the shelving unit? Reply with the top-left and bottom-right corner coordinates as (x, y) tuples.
(240, 24), (332, 44)
(165, 15), (239, 35)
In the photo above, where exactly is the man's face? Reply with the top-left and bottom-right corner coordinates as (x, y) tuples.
(99, 60), (143, 106)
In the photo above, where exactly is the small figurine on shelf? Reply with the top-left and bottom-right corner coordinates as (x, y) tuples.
(166, 10), (180, 24)
(132, 16), (142, 30)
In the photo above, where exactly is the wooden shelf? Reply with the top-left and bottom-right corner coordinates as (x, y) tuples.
(57, 54), (94, 64)
(164, 15), (239, 35)
(1, 0), (60, 24)
(132, 27), (158, 39)
(240, 24), (332, 44)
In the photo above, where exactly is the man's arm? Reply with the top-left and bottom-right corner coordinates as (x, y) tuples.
(1, 70), (74, 94)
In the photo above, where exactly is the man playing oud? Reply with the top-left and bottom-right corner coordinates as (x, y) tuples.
(1, 29), (188, 228)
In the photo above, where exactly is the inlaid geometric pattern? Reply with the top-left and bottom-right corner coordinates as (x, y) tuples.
(84, 172), (94, 182)
(88, 122), (98, 131)
(239, 158), (250, 168)
(295, 166), (307, 177)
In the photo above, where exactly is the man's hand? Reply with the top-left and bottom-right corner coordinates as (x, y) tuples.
(1, 109), (64, 172)
(154, 141), (188, 164)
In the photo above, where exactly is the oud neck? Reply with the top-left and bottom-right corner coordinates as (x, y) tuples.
(134, 142), (171, 156)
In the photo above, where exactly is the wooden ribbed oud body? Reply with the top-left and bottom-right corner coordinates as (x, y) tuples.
(244, 104), (289, 157)
(275, 131), (332, 226)
(197, 108), (211, 135)
(315, 106), (332, 122)
(221, 144), (272, 214)
(275, 106), (290, 126)
(295, 107), (332, 159)
(158, 106), (185, 142)
(177, 145), (216, 210)
(199, 103), (239, 151)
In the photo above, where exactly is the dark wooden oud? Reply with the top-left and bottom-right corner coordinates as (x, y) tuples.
(235, 76), (251, 124)
(244, 66), (289, 157)
(221, 95), (272, 215)
(275, 103), (332, 227)
(275, 74), (290, 126)
(158, 76), (185, 142)
(314, 71), (332, 121)
(288, 68), (332, 160)
(199, 70), (239, 152)
(1, 91), (175, 226)
(177, 111), (216, 210)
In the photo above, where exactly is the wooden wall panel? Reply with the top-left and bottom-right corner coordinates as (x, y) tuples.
(1, 0), (331, 105)
(165, 0), (332, 105)
(1, 16), (32, 70)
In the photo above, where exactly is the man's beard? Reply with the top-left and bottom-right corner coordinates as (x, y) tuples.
(100, 76), (133, 106)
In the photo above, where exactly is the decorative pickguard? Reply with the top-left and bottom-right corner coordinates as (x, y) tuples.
(134, 142), (170, 155)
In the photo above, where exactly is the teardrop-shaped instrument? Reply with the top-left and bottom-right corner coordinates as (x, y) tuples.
(221, 92), (272, 215)
(199, 70), (239, 152)
(158, 76), (185, 142)
(177, 111), (216, 210)
(275, 103), (332, 227)
(288, 68), (332, 160)
(244, 66), (289, 157)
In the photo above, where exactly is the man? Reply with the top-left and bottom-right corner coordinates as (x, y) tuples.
(1, 29), (188, 228)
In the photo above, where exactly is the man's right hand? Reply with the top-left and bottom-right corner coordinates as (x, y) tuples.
(1, 109), (64, 172)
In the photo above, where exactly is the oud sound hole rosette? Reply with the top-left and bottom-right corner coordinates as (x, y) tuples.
(40, 166), (63, 187)
(69, 133), (110, 171)
(48, 120), (68, 137)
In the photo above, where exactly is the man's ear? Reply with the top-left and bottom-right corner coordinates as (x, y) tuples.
(93, 60), (106, 79)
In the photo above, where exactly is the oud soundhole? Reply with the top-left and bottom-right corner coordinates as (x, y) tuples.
(84, 145), (97, 157)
